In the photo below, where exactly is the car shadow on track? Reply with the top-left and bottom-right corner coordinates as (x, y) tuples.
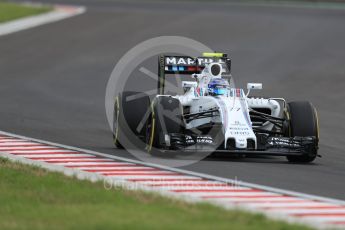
(204, 154), (319, 165)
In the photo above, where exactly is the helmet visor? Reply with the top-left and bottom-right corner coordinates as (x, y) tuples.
(214, 87), (228, 95)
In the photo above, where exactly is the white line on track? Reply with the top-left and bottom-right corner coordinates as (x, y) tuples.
(0, 5), (86, 36)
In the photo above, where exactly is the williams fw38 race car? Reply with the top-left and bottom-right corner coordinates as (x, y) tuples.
(113, 53), (320, 163)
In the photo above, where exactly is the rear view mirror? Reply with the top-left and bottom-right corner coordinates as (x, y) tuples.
(246, 83), (262, 96)
(247, 83), (262, 90)
(182, 81), (197, 93)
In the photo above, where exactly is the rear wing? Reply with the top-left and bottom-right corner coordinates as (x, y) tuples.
(157, 53), (231, 94)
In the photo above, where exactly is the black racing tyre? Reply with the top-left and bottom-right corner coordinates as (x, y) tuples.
(146, 96), (184, 155)
(113, 91), (150, 149)
(286, 101), (319, 163)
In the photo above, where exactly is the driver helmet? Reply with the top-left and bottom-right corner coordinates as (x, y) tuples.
(208, 78), (230, 96)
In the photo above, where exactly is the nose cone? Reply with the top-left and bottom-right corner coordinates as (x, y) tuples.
(235, 138), (247, 149)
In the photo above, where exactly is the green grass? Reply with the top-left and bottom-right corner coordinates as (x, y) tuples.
(0, 1), (52, 23)
(0, 157), (313, 230)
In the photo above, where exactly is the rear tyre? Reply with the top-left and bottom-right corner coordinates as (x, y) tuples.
(112, 91), (150, 149)
(146, 96), (184, 155)
(286, 101), (319, 163)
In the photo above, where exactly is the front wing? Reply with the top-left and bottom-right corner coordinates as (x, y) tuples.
(163, 135), (318, 157)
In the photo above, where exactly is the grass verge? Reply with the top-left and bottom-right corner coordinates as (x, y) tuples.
(0, 1), (52, 23)
(0, 157), (313, 230)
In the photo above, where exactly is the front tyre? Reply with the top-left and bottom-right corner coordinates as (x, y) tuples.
(112, 91), (150, 149)
(146, 96), (184, 155)
(286, 101), (319, 163)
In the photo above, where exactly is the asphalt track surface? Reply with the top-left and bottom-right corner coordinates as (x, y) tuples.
(1, 0), (345, 200)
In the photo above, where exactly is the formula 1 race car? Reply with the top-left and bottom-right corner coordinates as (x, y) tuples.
(113, 53), (320, 163)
